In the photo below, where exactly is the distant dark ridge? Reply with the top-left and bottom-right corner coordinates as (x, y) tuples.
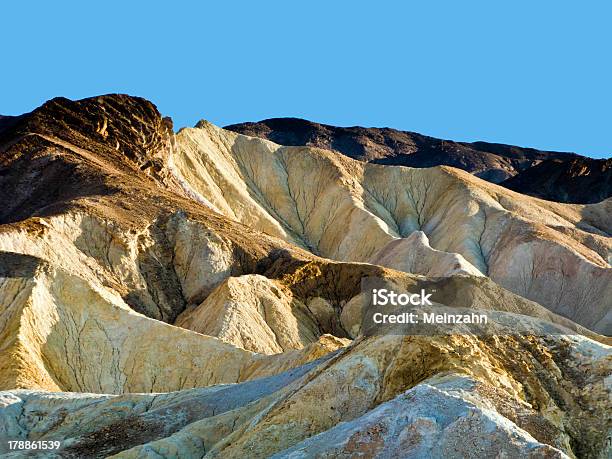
(501, 157), (612, 204)
(0, 114), (22, 135)
(226, 118), (611, 203)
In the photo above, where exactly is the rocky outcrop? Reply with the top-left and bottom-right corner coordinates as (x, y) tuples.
(370, 231), (483, 277)
(271, 376), (571, 458)
(175, 274), (322, 354)
(0, 96), (184, 226)
(0, 250), (353, 394)
(225, 117), (611, 203)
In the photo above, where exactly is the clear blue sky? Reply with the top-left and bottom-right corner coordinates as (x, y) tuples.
(2, 1), (610, 158)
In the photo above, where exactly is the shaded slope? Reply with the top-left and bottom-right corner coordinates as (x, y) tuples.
(502, 157), (612, 204)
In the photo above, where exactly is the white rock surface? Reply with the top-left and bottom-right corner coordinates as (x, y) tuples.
(370, 230), (483, 277)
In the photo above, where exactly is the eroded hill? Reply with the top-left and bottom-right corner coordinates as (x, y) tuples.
(174, 121), (612, 334)
(0, 95), (610, 458)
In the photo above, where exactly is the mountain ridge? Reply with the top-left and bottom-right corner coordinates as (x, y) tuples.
(225, 117), (611, 203)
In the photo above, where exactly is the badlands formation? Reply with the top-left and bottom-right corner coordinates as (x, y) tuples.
(0, 95), (610, 458)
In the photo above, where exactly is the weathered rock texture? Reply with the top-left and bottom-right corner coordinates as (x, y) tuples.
(225, 117), (611, 203)
(0, 95), (610, 458)
(173, 121), (612, 334)
(1, 334), (609, 458)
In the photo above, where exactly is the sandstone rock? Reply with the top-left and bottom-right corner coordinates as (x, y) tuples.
(271, 375), (570, 459)
(1, 333), (608, 458)
(175, 274), (320, 354)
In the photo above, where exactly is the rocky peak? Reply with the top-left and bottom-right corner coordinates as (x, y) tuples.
(1, 94), (176, 184)
(0, 95), (189, 225)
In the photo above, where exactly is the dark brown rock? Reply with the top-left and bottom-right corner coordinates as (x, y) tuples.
(501, 157), (612, 204)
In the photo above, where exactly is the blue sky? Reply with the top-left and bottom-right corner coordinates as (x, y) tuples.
(2, 1), (610, 158)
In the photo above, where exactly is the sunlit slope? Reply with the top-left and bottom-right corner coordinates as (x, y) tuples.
(173, 122), (611, 333)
